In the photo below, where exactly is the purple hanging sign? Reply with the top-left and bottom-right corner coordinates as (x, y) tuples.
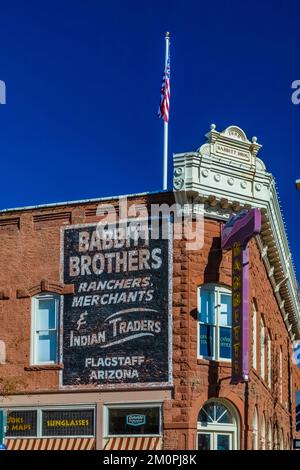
(221, 209), (261, 384)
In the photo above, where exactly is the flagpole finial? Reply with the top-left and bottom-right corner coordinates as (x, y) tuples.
(166, 31), (170, 37)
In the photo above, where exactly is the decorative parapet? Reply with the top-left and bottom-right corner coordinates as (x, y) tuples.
(173, 124), (300, 339)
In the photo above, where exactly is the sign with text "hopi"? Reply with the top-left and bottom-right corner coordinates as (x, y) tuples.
(61, 219), (171, 388)
(221, 209), (261, 384)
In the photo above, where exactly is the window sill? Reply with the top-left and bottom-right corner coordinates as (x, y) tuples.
(24, 364), (64, 371)
(197, 358), (231, 367)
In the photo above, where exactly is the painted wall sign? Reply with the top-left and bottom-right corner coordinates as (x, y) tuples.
(61, 219), (171, 387)
(42, 409), (94, 437)
(6, 410), (37, 437)
(221, 209), (261, 384)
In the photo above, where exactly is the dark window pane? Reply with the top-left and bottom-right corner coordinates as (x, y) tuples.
(42, 409), (94, 436)
(199, 324), (214, 357)
(217, 434), (230, 450)
(6, 410), (37, 437)
(219, 327), (231, 359)
(108, 407), (160, 435)
(198, 433), (211, 450)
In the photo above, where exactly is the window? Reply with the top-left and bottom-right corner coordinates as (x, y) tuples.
(268, 421), (272, 450)
(0, 340), (6, 364)
(267, 333), (271, 388)
(260, 317), (265, 380)
(252, 406), (258, 450)
(279, 348), (283, 403)
(7, 410), (38, 437)
(279, 430), (284, 450)
(252, 306), (257, 369)
(197, 399), (239, 450)
(198, 285), (232, 361)
(261, 414), (266, 450)
(274, 427), (279, 450)
(105, 405), (161, 437)
(31, 294), (60, 364)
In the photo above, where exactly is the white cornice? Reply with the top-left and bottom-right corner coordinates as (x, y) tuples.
(173, 124), (300, 339)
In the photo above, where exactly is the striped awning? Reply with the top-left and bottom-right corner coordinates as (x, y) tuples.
(6, 438), (96, 451)
(104, 436), (162, 450)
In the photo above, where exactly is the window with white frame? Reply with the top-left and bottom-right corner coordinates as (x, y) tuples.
(31, 294), (60, 365)
(252, 305), (257, 369)
(260, 317), (265, 380)
(267, 332), (271, 388)
(198, 284), (232, 361)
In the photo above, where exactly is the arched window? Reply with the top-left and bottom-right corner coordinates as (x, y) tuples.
(31, 293), (60, 365)
(260, 318), (265, 380)
(267, 332), (271, 388)
(197, 399), (239, 450)
(252, 305), (257, 370)
(252, 407), (258, 450)
(198, 285), (232, 361)
(268, 421), (272, 450)
(261, 414), (266, 450)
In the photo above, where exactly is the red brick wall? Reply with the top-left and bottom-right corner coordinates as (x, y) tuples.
(164, 218), (299, 450)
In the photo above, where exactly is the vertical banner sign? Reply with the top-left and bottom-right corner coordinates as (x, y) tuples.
(221, 209), (261, 384)
(61, 219), (171, 387)
(232, 242), (243, 382)
(231, 242), (249, 384)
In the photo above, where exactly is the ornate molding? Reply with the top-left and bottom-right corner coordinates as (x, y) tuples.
(173, 124), (300, 338)
(16, 279), (74, 298)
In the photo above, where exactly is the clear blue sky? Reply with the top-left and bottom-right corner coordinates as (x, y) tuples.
(0, 0), (299, 275)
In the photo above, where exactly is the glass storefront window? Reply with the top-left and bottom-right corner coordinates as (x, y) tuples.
(108, 407), (160, 436)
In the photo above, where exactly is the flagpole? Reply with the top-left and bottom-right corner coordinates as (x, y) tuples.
(163, 32), (170, 191)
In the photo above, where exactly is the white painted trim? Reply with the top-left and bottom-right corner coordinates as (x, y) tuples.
(197, 284), (232, 362)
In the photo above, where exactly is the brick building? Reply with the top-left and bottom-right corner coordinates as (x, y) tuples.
(0, 124), (299, 450)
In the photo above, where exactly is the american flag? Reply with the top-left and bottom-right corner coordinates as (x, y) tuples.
(158, 47), (170, 123)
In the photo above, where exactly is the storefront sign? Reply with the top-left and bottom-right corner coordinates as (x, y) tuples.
(6, 410), (37, 437)
(61, 220), (171, 387)
(42, 409), (94, 437)
(221, 209), (261, 384)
